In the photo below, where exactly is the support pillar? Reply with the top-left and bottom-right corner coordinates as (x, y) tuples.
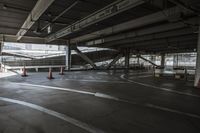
(65, 43), (71, 71)
(0, 42), (2, 55)
(125, 49), (130, 69)
(161, 53), (165, 68)
(173, 54), (178, 67)
(0, 42), (2, 72)
(137, 56), (140, 65)
(194, 24), (200, 88)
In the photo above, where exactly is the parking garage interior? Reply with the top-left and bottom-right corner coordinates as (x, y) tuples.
(1, 0), (200, 133)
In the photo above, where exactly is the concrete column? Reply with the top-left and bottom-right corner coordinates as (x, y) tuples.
(151, 55), (156, 64)
(137, 56), (140, 65)
(194, 25), (200, 87)
(161, 54), (165, 68)
(65, 44), (71, 71)
(0, 42), (2, 55)
(173, 54), (179, 67)
(125, 49), (130, 69)
(0, 42), (2, 72)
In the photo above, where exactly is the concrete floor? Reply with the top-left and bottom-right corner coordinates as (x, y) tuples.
(0, 70), (200, 133)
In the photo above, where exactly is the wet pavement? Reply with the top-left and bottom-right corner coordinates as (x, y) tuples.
(0, 70), (200, 133)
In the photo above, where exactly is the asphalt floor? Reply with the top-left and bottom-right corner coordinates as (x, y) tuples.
(0, 70), (200, 133)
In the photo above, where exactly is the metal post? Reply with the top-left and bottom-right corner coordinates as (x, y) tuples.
(125, 49), (130, 69)
(65, 43), (71, 71)
(194, 24), (200, 87)
(173, 55), (177, 67)
(161, 53), (165, 68)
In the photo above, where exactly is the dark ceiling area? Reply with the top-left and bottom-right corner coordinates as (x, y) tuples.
(0, 0), (200, 53)
(0, 0), (37, 35)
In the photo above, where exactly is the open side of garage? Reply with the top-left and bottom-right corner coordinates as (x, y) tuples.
(1, 0), (200, 133)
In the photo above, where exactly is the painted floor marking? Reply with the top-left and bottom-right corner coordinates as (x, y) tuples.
(120, 74), (200, 98)
(15, 83), (119, 101)
(0, 96), (106, 133)
(15, 83), (95, 95)
(119, 99), (200, 119)
(64, 79), (128, 84)
(15, 82), (200, 119)
(145, 103), (200, 119)
(128, 75), (152, 79)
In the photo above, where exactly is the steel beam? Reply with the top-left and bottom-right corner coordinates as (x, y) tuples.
(132, 40), (197, 53)
(138, 55), (158, 67)
(168, 0), (198, 13)
(74, 47), (97, 69)
(119, 34), (197, 48)
(16, 0), (55, 41)
(100, 27), (196, 47)
(71, 6), (193, 44)
(107, 53), (123, 69)
(41, 0), (79, 31)
(46, 0), (145, 42)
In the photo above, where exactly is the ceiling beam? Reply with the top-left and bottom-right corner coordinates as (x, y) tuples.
(70, 6), (193, 44)
(118, 34), (197, 48)
(99, 27), (197, 47)
(41, 0), (79, 31)
(135, 42), (196, 53)
(46, 0), (146, 42)
(16, 0), (55, 41)
(168, 0), (198, 14)
(84, 16), (198, 47)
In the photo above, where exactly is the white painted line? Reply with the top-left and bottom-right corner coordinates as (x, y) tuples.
(65, 79), (128, 84)
(146, 103), (200, 119)
(15, 83), (95, 95)
(136, 75), (152, 78)
(120, 74), (200, 98)
(127, 75), (152, 79)
(119, 99), (200, 119)
(13, 82), (200, 119)
(0, 96), (106, 133)
(15, 83), (120, 101)
(94, 93), (119, 101)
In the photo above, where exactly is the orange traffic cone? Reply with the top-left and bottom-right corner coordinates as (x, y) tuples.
(21, 66), (28, 77)
(59, 67), (65, 75)
(47, 68), (54, 79)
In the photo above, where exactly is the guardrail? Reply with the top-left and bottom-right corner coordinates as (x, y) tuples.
(154, 67), (195, 81)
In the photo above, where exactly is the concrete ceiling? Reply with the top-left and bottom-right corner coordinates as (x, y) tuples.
(0, 0), (200, 53)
